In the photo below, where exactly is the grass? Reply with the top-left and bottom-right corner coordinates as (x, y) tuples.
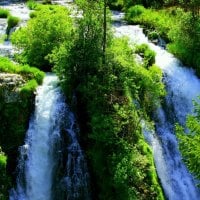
(0, 56), (45, 84)
(125, 5), (174, 42)
(26, 0), (39, 10)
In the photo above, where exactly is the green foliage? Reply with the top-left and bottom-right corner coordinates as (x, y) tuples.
(167, 9), (200, 75)
(26, 0), (39, 10)
(135, 44), (156, 68)
(125, 5), (145, 19)
(176, 99), (200, 181)
(20, 79), (38, 97)
(11, 5), (73, 71)
(6, 15), (20, 34)
(0, 57), (44, 84)
(0, 148), (9, 200)
(29, 11), (37, 18)
(51, 1), (165, 198)
(0, 8), (10, 18)
(148, 31), (159, 40)
(125, 6), (173, 42)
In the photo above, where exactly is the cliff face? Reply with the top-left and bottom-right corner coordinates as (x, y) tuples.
(0, 72), (35, 198)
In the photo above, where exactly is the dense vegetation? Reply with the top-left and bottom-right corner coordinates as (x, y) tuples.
(11, 4), (73, 71)
(50, 1), (165, 199)
(176, 100), (200, 183)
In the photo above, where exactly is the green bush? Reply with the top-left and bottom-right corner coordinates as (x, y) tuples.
(6, 15), (20, 34)
(26, 0), (39, 10)
(29, 11), (37, 18)
(125, 5), (145, 21)
(176, 99), (200, 181)
(135, 44), (156, 68)
(148, 31), (159, 40)
(125, 6), (172, 42)
(11, 5), (73, 71)
(0, 9), (9, 18)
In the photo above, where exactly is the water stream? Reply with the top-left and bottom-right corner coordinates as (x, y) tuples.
(9, 74), (90, 200)
(113, 12), (200, 200)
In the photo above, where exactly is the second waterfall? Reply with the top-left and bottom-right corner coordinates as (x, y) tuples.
(10, 73), (90, 200)
(114, 12), (200, 200)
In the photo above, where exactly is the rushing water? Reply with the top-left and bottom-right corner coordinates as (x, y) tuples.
(9, 74), (90, 200)
(113, 12), (200, 200)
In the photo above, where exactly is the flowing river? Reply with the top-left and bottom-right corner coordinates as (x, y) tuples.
(113, 12), (200, 200)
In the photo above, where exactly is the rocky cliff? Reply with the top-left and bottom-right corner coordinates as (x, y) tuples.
(0, 72), (35, 198)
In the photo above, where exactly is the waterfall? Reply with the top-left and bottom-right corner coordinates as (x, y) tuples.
(113, 12), (200, 200)
(9, 73), (90, 200)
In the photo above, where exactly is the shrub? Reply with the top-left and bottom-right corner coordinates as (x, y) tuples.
(0, 9), (9, 18)
(6, 15), (20, 34)
(125, 5), (145, 21)
(135, 43), (156, 68)
(148, 31), (159, 40)
(26, 0), (38, 10)
(29, 11), (37, 18)
(11, 5), (73, 71)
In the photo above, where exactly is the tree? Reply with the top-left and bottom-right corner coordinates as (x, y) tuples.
(179, 0), (200, 16)
(11, 5), (73, 71)
(176, 99), (200, 180)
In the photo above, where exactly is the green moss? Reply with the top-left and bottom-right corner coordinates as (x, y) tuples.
(20, 79), (38, 97)
(0, 57), (45, 84)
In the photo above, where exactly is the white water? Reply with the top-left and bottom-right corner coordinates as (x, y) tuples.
(113, 12), (200, 200)
(10, 74), (90, 200)
(62, 106), (91, 200)
(10, 74), (65, 200)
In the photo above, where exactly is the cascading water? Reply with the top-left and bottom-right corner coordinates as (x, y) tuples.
(61, 107), (91, 200)
(113, 12), (200, 200)
(9, 73), (90, 200)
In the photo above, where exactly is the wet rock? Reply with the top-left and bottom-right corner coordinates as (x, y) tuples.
(0, 73), (25, 103)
